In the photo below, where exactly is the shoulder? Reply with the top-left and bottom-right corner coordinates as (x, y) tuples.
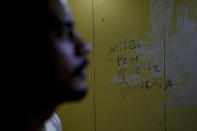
(44, 113), (62, 131)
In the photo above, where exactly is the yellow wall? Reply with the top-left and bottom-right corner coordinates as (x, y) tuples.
(56, 0), (197, 131)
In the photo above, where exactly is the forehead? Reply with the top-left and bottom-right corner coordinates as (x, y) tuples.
(48, 0), (73, 24)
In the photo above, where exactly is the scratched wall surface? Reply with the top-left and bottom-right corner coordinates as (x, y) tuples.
(94, 0), (164, 131)
(94, 0), (165, 131)
(56, 0), (197, 131)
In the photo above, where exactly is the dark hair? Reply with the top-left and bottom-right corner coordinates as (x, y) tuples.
(10, 0), (84, 110)
(3, 1), (58, 130)
(15, 0), (54, 78)
(8, 0), (60, 110)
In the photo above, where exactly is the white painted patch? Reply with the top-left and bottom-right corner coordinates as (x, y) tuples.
(107, 0), (197, 106)
(148, 0), (197, 108)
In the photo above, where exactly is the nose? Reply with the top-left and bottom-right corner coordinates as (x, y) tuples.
(74, 32), (91, 56)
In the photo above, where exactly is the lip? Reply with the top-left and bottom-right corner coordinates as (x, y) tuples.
(81, 69), (87, 78)
(73, 59), (88, 77)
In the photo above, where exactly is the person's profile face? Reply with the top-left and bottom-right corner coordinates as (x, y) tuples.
(47, 0), (91, 100)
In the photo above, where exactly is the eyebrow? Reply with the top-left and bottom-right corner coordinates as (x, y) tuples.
(61, 21), (74, 28)
(48, 15), (74, 29)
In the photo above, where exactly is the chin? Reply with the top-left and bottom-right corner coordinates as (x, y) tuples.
(72, 80), (88, 92)
(51, 81), (88, 105)
(55, 87), (87, 105)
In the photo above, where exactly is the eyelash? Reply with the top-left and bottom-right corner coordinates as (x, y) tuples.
(56, 27), (73, 40)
